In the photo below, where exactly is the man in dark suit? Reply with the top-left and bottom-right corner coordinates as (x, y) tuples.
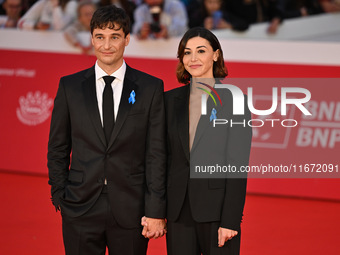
(47, 5), (166, 255)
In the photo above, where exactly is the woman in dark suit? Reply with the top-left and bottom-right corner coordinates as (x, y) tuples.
(165, 27), (252, 255)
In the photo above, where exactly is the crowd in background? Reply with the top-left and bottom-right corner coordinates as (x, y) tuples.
(1, 0), (339, 51)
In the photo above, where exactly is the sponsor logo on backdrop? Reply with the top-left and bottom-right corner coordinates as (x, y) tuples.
(229, 96), (340, 149)
(241, 98), (340, 149)
(297, 100), (340, 149)
(16, 91), (53, 126)
(0, 68), (36, 78)
(251, 95), (296, 149)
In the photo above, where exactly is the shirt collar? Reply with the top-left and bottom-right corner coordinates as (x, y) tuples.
(95, 60), (126, 82)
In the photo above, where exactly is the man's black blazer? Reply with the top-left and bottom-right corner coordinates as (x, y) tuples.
(165, 85), (252, 231)
(48, 65), (166, 229)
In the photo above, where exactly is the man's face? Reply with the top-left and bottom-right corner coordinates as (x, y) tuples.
(91, 24), (130, 73)
(4, 0), (22, 19)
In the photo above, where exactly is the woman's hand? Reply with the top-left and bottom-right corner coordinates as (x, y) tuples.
(218, 227), (238, 247)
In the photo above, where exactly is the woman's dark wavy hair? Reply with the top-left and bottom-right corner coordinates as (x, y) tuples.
(176, 27), (228, 85)
(90, 5), (130, 36)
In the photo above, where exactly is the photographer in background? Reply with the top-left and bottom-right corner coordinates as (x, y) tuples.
(0, 0), (23, 28)
(223, 0), (283, 34)
(63, 0), (96, 54)
(277, 0), (323, 19)
(133, 0), (188, 40)
(188, 0), (249, 31)
(18, 0), (77, 30)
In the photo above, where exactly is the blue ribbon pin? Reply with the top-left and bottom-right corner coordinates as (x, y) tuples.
(210, 108), (217, 122)
(129, 90), (136, 104)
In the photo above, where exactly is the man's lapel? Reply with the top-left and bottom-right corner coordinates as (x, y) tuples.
(175, 86), (190, 162)
(107, 66), (137, 150)
(82, 66), (107, 147)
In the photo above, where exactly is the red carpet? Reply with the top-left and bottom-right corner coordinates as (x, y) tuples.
(0, 172), (339, 255)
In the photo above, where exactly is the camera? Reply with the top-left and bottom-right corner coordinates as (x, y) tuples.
(149, 6), (162, 33)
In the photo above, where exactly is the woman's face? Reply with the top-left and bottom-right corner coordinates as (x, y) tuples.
(182, 36), (219, 79)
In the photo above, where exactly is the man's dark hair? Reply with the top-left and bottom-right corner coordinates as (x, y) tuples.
(90, 5), (130, 36)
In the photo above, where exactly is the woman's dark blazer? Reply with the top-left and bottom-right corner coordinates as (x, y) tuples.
(165, 84), (252, 231)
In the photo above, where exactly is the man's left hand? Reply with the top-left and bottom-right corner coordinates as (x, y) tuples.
(141, 216), (167, 239)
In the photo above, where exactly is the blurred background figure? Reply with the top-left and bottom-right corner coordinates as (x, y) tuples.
(18, 0), (77, 30)
(97, 0), (136, 28)
(133, 0), (188, 40)
(277, 0), (323, 19)
(177, 0), (191, 8)
(319, 0), (340, 12)
(188, 0), (249, 31)
(64, 0), (96, 54)
(22, 0), (42, 14)
(0, 0), (6, 14)
(0, 0), (23, 27)
(223, 0), (283, 34)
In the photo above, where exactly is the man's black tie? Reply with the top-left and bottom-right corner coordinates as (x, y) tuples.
(102, 76), (115, 143)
